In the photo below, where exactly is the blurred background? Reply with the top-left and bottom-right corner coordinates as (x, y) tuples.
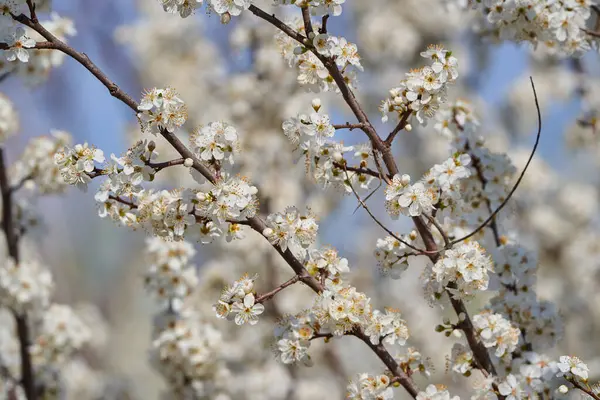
(4, 0), (600, 398)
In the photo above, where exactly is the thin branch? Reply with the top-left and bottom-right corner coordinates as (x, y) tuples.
(350, 329), (419, 398)
(147, 158), (185, 171)
(451, 77), (541, 246)
(9, 173), (34, 194)
(319, 14), (329, 34)
(333, 122), (366, 131)
(384, 109), (412, 145)
(25, 0), (37, 22)
(422, 213), (450, 249)
(255, 275), (300, 303)
(341, 167), (429, 254)
(109, 195), (137, 209)
(582, 28), (600, 38)
(0, 149), (36, 400)
(333, 162), (382, 179)
(248, 5), (307, 44)
(301, 6), (314, 36)
(569, 378), (600, 400)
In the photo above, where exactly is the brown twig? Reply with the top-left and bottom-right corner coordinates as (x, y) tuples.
(333, 162), (382, 179)
(9, 173), (34, 194)
(385, 109), (412, 145)
(301, 6), (314, 36)
(319, 15), (329, 34)
(25, 0), (37, 22)
(341, 166), (429, 254)
(0, 149), (36, 400)
(582, 28), (600, 38)
(569, 378), (600, 400)
(422, 213), (450, 249)
(255, 275), (300, 303)
(147, 158), (185, 171)
(332, 122), (366, 131)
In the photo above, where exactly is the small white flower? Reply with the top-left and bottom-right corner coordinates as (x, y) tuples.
(231, 293), (265, 325)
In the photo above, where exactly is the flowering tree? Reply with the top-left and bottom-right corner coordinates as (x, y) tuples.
(1, 0), (600, 399)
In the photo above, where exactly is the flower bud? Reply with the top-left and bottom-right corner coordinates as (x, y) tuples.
(405, 123), (413, 132)
(184, 158), (194, 168)
(263, 228), (273, 237)
(311, 98), (322, 112)
(333, 151), (343, 162)
(400, 174), (411, 186)
(147, 141), (156, 152)
(558, 385), (569, 394)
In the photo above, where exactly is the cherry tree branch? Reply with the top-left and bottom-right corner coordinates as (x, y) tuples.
(333, 122), (366, 131)
(147, 158), (185, 171)
(333, 162), (383, 179)
(0, 149), (36, 400)
(384, 109), (412, 145)
(255, 275), (301, 303)
(301, 6), (314, 35)
(568, 378), (600, 400)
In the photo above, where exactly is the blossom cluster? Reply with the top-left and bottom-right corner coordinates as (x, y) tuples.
(448, 343), (474, 376)
(30, 304), (92, 381)
(56, 110), (259, 241)
(262, 206), (319, 257)
(144, 237), (198, 311)
(489, 245), (563, 351)
(1, 11), (76, 85)
(472, 311), (520, 358)
(384, 152), (471, 219)
(282, 106), (336, 151)
(137, 87), (188, 134)
(190, 121), (240, 166)
(455, 0), (594, 56)
(150, 310), (231, 398)
(0, 258), (53, 314)
(273, 0), (347, 17)
(213, 273), (265, 325)
(158, 0), (252, 19)
(374, 232), (418, 279)
(12, 130), (73, 194)
(425, 241), (494, 302)
(54, 141), (105, 191)
(275, 18), (362, 92)
(380, 45), (458, 125)
(143, 239), (231, 398)
(364, 308), (410, 346)
(416, 384), (459, 400)
(159, 0), (203, 18)
(282, 103), (376, 192)
(346, 373), (393, 400)
(432, 100), (517, 237)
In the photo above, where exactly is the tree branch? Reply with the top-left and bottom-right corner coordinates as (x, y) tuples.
(255, 275), (300, 303)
